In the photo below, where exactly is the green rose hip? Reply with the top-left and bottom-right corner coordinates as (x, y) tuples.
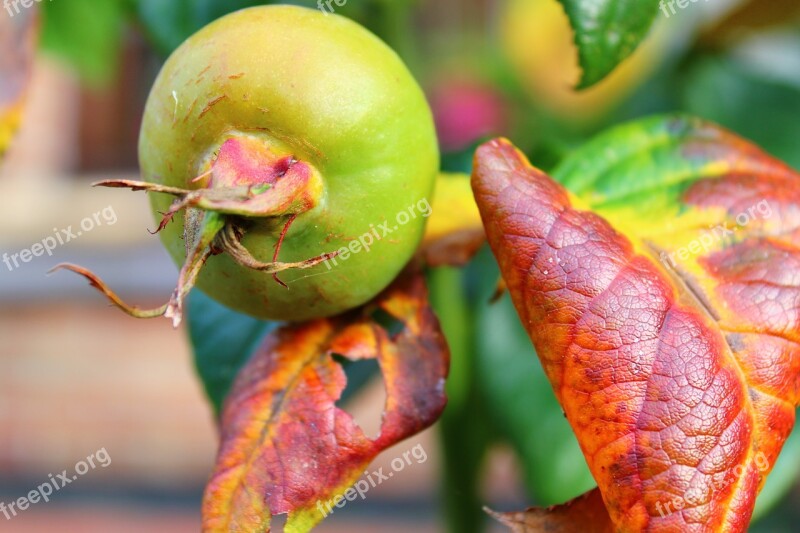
(57, 5), (439, 324)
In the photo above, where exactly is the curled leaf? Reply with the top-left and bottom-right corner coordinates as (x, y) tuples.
(202, 271), (449, 532)
(473, 116), (800, 532)
(486, 489), (613, 533)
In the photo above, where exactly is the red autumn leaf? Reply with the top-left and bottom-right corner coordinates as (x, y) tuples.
(472, 124), (800, 532)
(201, 271), (449, 532)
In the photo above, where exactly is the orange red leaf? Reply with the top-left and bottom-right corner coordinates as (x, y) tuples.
(486, 489), (614, 533)
(472, 125), (800, 532)
(201, 271), (449, 532)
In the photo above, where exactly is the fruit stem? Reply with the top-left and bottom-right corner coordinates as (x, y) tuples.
(164, 210), (226, 326)
(216, 221), (338, 277)
(49, 263), (170, 319)
(271, 214), (299, 288)
(50, 210), (226, 327)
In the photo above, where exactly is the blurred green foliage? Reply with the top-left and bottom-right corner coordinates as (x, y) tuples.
(40, 0), (131, 85)
(134, 0), (420, 59)
(681, 53), (800, 168)
(134, 0), (263, 55)
(472, 250), (596, 505)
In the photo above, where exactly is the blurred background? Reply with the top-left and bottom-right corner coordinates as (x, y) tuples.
(1, 0), (799, 531)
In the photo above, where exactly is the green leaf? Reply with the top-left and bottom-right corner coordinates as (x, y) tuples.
(553, 113), (701, 193)
(40, 0), (129, 85)
(552, 113), (767, 216)
(556, 0), (660, 89)
(471, 250), (595, 505)
(187, 289), (276, 416)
